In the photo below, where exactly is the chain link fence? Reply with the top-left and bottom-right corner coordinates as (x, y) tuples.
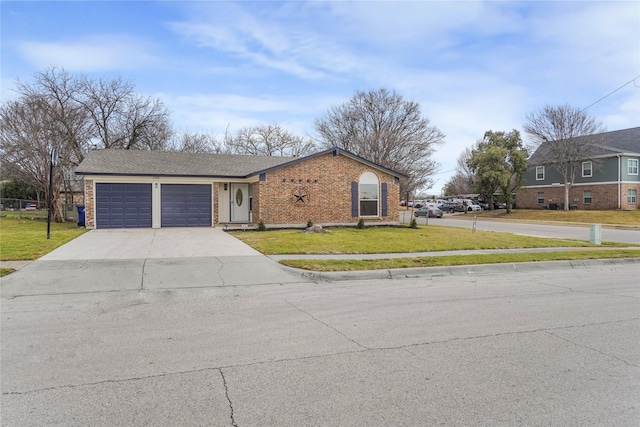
(0, 198), (79, 222)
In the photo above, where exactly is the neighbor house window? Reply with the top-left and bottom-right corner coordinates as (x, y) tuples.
(583, 190), (592, 204)
(629, 159), (639, 175)
(359, 172), (379, 216)
(582, 161), (592, 177)
(536, 166), (545, 180)
(537, 192), (544, 204)
(628, 189), (637, 204)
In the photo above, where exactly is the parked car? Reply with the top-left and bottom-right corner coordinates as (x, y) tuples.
(440, 201), (465, 213)
(476, 201), (490, 210)
(414, 205), (443, 218)
(493, 202), (507, 209)
(463, 200), (482, 212)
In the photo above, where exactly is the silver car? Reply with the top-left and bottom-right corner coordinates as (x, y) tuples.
(414, 205), (443, 218)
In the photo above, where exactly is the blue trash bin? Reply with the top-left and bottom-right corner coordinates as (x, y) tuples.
(76, 205), (86, 227)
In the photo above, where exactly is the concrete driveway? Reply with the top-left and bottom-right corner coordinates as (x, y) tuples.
(40, 227), (262, 260)
(1, 228), (305, 297)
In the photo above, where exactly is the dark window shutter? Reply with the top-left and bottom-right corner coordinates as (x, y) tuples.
(351, 181), (358, 217)
(381, 183), (388, 216)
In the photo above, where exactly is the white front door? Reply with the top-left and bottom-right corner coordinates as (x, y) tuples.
(230, 183), (250, 222)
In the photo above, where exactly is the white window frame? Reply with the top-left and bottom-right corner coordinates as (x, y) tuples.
(629, 159), (639, 175)
(359, 172), (379, 217)
(537, 192), (544, 204)
(583, 190), (592, 205)
(582, 161), (592, 178)
(628, 189), (637, 204)
(536, 166), (545, 181)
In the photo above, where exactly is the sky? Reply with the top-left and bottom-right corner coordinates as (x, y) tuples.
(2, 0), (639, 194)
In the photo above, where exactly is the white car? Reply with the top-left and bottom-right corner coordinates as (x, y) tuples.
(463, 200), (482, 212)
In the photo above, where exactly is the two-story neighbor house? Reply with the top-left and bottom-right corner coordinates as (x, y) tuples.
(75, 147), (406, 229)
(516, 127), (639, 210)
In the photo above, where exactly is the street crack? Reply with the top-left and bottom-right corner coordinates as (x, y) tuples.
(285, 300), (369, 350)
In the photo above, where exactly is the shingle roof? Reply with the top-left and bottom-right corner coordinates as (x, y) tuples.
(75, 149), (296, 178)
(529, 126), (640, 163)
(75, 147), (409, 180)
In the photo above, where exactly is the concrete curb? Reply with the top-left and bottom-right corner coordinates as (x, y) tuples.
(278, 258), (640, 282)
(0, 261), (32, 271)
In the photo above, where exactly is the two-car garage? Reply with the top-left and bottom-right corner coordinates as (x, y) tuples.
(95, 183), (212, 229)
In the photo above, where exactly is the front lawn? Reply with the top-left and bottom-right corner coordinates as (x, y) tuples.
(0, 218), (87, 261)
(281, 249), (640, 271)
(230, 225), (621, 255)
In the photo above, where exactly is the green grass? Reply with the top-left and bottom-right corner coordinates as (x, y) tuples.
(447, 209), (640, 227)
(230, 225), (622, 255)
(0, 217), (87, 261)
(280, 249), (640, 271)
(0, 268), (13, 277)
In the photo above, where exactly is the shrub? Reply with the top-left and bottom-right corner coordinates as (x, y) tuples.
(357, 218), (365, 229)
(410, 218), (418, 229)
(307, 219), (314, 228)
(257, 219), (266, 231)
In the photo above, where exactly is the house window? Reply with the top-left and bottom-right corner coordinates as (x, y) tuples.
(359, 172), (379, 216)
(628, 189), (637, 204)
(537, 192), (544, 204)
(582, 161), (592, 177)
(629, 159), (639, 175)
(583, 190), (592, 204)
(536, 166), (545, 180)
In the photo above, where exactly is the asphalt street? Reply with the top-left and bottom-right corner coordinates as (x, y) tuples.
(2, 252), (639, 426)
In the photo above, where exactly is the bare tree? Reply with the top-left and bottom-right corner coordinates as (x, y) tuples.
(314, 89), (445, 195)
(523, 104), (606, 210)
(0, 99), (65, 220)
(1, 67), (174, 221)
(444, 146), (477, 196)
(226, 123), (316, 157)
(171, 131), (224, 153)
(75, 76), (173, 150)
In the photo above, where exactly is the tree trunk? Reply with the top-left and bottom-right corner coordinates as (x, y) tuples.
(564, 182), (570, 211)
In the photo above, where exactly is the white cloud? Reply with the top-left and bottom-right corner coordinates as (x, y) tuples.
(17, 35), (159, 72)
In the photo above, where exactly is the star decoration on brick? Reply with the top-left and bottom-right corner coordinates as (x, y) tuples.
(291, 187), (310, 206)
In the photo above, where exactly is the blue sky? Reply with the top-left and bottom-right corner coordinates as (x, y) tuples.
(2, 0), (639, 194)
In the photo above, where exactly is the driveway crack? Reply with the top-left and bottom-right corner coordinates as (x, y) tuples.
(285, 300), (369, 350)
(219, 368), (238, 427)
(215, 257), (227, 287)
(139, 258), (148, 292)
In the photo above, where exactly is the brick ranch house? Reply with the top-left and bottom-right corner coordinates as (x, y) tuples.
(75, 147), (406, 229)
(516, 127), (639, 210)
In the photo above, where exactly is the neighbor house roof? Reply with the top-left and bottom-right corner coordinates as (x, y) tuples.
(529, 126), (640, 164)
(75, 147), (409, 180)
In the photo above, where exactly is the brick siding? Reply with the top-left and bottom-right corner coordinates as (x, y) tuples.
(516, 183), (639, 210)
(83, 179), (95, 227)
(255, 153), (400, 225)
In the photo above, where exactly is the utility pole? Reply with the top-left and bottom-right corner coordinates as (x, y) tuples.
(47, 147), (58, 239)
